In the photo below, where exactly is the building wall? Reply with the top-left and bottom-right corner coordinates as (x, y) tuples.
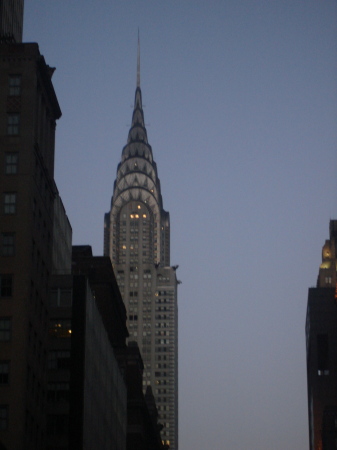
(0, 43), (61, 449)
(48, 274), (127, 450)
(52, 194), (72, 274)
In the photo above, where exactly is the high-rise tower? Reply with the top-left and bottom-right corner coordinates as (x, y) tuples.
(0, 42), (65, 449)
(0, 0), (24, 43)
(306, 220), (337, 450)
(104, 40), (178, 450)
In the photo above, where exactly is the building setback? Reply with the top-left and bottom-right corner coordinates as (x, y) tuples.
(306, 220), (337, 450)
(104, 41), (178, 449)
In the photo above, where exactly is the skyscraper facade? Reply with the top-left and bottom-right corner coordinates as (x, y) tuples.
(306, 220), (337, 450)
(0, 42), (64, 449)
(104, 43), (178, 449)
(0, 0), (24, 43)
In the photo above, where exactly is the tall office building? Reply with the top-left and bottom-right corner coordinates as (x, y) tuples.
(0, 42), (65, 449)
(306, 220), (337, 450)
(104, 42), (178, 449)
(0, 0), (24, 43)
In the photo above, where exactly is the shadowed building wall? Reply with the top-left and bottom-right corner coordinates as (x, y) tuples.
(0, 42), (62, 449)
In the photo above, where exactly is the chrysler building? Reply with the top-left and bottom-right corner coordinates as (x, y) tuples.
(104, 40), (178, 449)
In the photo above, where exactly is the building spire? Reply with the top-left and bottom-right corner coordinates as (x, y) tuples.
(137, 29), (140, 88)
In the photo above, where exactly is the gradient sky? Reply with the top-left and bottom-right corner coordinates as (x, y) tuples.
(24, 1), (337, 449)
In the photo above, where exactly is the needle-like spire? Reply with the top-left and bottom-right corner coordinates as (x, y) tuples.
(137, 29), (140, 88)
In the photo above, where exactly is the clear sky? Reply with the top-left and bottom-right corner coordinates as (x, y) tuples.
(24, 1), (337, 449)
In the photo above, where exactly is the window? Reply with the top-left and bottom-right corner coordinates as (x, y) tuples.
(47, 414), (69, 435)
(49, 319), (71, 338)
(9, 75), (21, 96)
(7, 114), (20, 135)
(317, 334), (329, 375)
(4, 193), (16, 214)
(0, 318), (11, 341)
(2, 233), (15, 256)
(0, 275), (12, 297)
(48, 351), (70, 370)
(0, 362), (9, 384)
(5, 153), (18, 175)
(0, 406), (8, 430)
(47, 382), (70, 402)
(49, 289), (72, 307)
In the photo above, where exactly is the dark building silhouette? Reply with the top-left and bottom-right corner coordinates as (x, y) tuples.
(306, 220), (337, 450)
(0, 0), (24, 43)
(71, 246), (166, 450)
(0, 42), (66, 449)
(48, 271), (127, 450)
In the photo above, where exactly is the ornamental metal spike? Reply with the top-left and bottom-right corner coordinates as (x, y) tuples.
(137, 29), (140, 88)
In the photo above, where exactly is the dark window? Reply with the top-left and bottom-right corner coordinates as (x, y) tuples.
(48, 351), (70, 370)
(47, 382), (70, 402)
(4, 193), (16, 214)
(0, 362), (9, 384)
(9, 75), (21, 96)
(7, 113), (20, 135)
(2, 233), (15, 256)
(0, 275), (12, 297)
(0, 405), (8, 430)
(5, 153), (18, 174)
(49, 289), (72, 308)
(0, 318), (11, 341)
(317, 334), (329, 375)
(47, 414), (69, 435)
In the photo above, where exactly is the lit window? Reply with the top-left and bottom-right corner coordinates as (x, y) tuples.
(4, 193), (16, 214)
(2, 233), (15, 256)
(0, 275), (12, 297)
(5, 153), (18, 175)
(8, 75), (21, 96)
(137, 205), (141, 209)
(7, 113), (20, 135)
(49, 319), (72, 338)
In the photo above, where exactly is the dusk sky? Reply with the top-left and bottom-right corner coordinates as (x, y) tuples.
(24, 1), (337, 448)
